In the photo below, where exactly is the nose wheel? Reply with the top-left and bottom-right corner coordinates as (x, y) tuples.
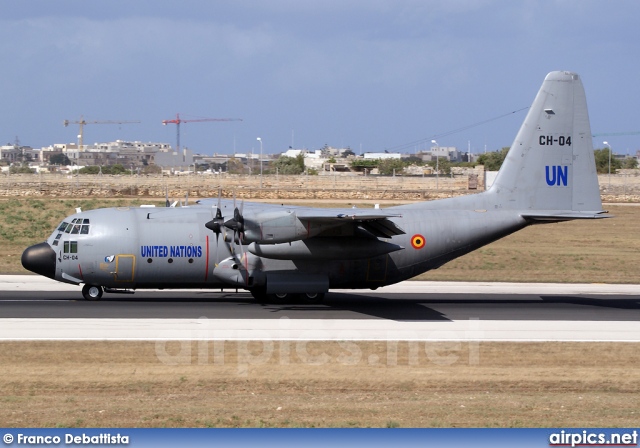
(82, 284), (103, 301)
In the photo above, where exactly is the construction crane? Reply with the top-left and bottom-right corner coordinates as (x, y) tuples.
(63, 116), (141, 151)
(162, 113), (242, 152)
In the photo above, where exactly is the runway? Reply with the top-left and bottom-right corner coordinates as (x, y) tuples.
(1, 276), (639, 341)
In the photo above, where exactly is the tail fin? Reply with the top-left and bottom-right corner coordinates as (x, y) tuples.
(489, 71), (604, 217)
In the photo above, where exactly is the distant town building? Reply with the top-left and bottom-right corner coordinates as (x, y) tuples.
(363, 152), (402, 160)
(0, 145), (38, 164)
(282, 149), (303, 158)
(0, 145), (23, 163)
(39, 140), (193, 168)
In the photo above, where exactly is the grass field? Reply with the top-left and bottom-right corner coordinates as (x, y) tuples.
(2, 198), (638, 283)
(1, 341), (638, 428)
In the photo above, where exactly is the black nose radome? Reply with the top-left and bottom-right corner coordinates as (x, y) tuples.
(21, 242), (56, 279)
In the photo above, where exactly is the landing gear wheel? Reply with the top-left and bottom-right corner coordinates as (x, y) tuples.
(269, 292), (292, 304)
(82, 284), (103, 301)
(251, 290), (292, 304)
(250, 287), (268, 302)
(301, 292), (325, 304)
(270, 292), (296, 303)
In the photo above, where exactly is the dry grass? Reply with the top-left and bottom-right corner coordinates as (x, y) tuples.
(1, 341), (639, 428)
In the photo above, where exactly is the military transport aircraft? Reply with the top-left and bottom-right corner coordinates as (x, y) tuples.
(22, 71), (608, 302)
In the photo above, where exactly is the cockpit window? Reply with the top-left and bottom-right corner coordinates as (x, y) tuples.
(58, 222), (69, 232)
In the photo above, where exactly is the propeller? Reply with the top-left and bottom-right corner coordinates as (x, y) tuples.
(221, 192), (245, 245)
(204, 191), (256, 287)
(204, 205), (225, 235)
(204, 189), (226, 263)
(224, 205), (245, 244)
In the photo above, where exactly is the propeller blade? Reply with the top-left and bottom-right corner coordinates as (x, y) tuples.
(214, 232), (219, 267)
(217, 187), (222, 217)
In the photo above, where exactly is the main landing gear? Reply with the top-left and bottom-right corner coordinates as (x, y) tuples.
(250, 287), (325, 304)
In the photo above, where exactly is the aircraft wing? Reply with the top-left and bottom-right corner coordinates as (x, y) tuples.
(296, 210), (406, 238)
(196, 198), (406, 241)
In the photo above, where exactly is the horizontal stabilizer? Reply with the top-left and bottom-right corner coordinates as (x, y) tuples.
(521, 210), (612, 222)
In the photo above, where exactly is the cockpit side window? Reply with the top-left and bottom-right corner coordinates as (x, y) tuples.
(63, 241), (78, 254)
(57, 222), (69, 232)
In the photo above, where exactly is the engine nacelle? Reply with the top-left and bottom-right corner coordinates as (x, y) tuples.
(211, 256), (264, 288)
(242, 210), (344, 244)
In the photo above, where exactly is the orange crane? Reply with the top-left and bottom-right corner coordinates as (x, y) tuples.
(162, 113), (242, 152)
(63, 116), (141, 151)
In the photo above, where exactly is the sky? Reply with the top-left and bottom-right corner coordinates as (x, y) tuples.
(1, 1), (639, 157)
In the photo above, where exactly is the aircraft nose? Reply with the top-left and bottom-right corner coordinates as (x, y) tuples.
(21, 242), (56, 279)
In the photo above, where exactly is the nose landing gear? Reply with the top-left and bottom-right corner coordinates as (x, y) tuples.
(82, 284), (103, 301)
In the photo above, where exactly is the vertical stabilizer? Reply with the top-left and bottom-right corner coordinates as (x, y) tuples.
(489, 71), (603, 213)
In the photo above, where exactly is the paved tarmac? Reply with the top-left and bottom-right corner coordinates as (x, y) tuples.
(1, 276), (638, 341)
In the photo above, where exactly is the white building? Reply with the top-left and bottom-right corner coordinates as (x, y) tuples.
(363, 152), (402, 160)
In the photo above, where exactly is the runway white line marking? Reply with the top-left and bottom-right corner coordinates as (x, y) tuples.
(1, 318), (639, 342)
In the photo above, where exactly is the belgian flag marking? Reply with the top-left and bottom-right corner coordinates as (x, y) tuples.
(411, 234), (425, 250)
